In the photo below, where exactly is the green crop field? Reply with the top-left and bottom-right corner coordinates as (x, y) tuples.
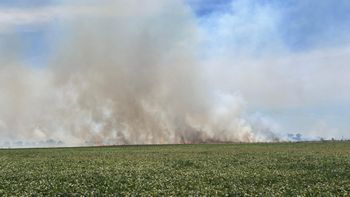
(0, 142), (349, 196)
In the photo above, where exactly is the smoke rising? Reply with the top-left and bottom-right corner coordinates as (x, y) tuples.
(0, 0), (282, 147)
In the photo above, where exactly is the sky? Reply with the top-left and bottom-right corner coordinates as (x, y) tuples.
(188, 0), (350, 139)
(0, 0), (350, 143)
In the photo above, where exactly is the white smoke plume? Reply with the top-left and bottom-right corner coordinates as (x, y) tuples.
(0, 0), (281, 147)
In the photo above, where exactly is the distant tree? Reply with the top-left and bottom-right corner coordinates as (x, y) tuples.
(272, 137), (280, 142)
(57, 140), (64, 146)
(15, 141), (23, 147)
(46, 139), (56, 145)
(295, 133), (302, 141)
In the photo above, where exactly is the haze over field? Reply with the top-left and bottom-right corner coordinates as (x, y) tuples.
(0, 0), (349, 147)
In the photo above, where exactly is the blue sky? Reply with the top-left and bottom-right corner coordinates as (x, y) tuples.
(189, 0), (350, 51)
(1, 0), (350, 140)
(0, 0), (53, 7)
(191, 0), (350, 139)
(3, 0), (350, 65)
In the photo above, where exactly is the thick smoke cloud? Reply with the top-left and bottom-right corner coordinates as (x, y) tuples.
(0, 0), (284, 147)
(197, 0), (350, 139)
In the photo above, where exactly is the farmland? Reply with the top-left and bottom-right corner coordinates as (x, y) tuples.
(0, 142), (349, 196)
